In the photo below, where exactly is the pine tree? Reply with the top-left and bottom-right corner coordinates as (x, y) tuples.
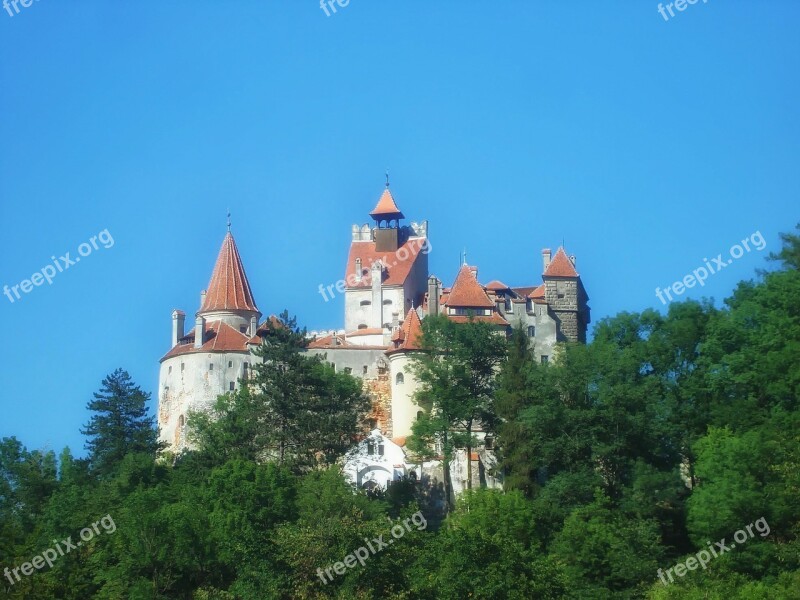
(190, 312), (370, 473)
(408, 315), (506, 509)
(81, 368), (161, 477)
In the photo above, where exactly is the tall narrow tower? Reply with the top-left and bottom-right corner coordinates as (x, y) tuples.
(344, 184), (429, 338)
(158, 229), (262, 452)
(542, 247), (590, 343)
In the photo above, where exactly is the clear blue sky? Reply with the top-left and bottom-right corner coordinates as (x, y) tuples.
(1, 1), (798, 456)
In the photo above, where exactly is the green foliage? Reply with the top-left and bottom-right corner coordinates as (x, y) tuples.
(81, 368), (161, 478)
(3, 228), (800, 598)
(191, 311), (370, 473)
(408, 315), (506, 506)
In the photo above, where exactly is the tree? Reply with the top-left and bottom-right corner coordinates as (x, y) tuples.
(81, 369), (161, 478)
(408, 315), (506, 509)
(191, 311), (370, 473)
(494, 324), (538, 495)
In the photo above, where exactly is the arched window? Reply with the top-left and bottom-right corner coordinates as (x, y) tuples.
(178, 414), (185, 428)
(528, 325), (536, 337)
(396, 372), (405, 385)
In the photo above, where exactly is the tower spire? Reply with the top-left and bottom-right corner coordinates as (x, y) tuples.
(227, 208), (231, 232)
(385, 168), (390, 188)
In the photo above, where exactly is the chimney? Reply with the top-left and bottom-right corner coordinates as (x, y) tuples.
(194, 316), (205, 349)
(371, 261), (383, 329)
(427, 275), (440, 317)
(355, 258), (362, 283)
(171, 310), (185, 347)
(249, 315), (258, 336)
(200, 290), (207, 310)
(542, 248), (552, 272)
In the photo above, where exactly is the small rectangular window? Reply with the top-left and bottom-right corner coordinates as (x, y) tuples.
(181, 363), (185, 371)
(228, 361), (232, 368)
(209, 363), (214, 371)
(229, 381), (235, 391)
(541, 355), (549, 365)
(240, 325), (247, 333)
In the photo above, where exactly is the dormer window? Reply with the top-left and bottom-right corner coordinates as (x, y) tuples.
(367, 439), (385, 456)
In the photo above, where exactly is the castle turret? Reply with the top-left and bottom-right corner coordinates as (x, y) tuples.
(158, 226), (263, 453)
(542, 247), (590, 343)
(197, 231), (261, 332)
(344, 182), (429, 337)
(387, 307), (425, 437)
(370, 187), (404, 253)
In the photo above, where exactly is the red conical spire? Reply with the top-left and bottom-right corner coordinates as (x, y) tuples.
(199, 232), (259, 314)
(369, 188), (405, 221)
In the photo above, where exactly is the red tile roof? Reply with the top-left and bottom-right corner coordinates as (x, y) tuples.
(512, 286), (537, 298)
(543, 247), (578, 278)
(308, 333), (355, 349)
(345, 237), (427, 289)
(528, 284), (546, 299)
(200, 233), (259, 314)
(444, 265), (495, 308)
(161, 320), (251, 361)
(447, 313), (510, 326)
(485, 280), (511, 291)
(369, 188), (405, 220)
(246, 315), (284, 345)
(388, 308), (424, 354)
(346, 327), (385, 337)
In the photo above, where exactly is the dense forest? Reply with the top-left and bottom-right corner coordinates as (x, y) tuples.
(1, 226), (798, 599)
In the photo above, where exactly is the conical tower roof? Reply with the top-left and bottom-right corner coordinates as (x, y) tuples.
(369, 188), (405, 221)
(199, 232), (259, 314)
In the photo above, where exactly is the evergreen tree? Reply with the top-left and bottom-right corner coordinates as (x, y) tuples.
(81, 368), (160, 478)
(408, 315), (506, 509)
(191, 311), (370, 473)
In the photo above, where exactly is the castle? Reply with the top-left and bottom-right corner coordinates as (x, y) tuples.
(158, 183), (590, 492)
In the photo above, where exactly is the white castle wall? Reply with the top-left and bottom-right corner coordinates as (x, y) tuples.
(389, 352), (423, 439)
(158, 348), (251, 451)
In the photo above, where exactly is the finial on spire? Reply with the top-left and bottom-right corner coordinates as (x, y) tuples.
(227, 209), (231, 232)
(385, 169), (390, 188)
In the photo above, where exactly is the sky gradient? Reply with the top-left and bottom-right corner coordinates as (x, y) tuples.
(1, 1), (798, 455)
